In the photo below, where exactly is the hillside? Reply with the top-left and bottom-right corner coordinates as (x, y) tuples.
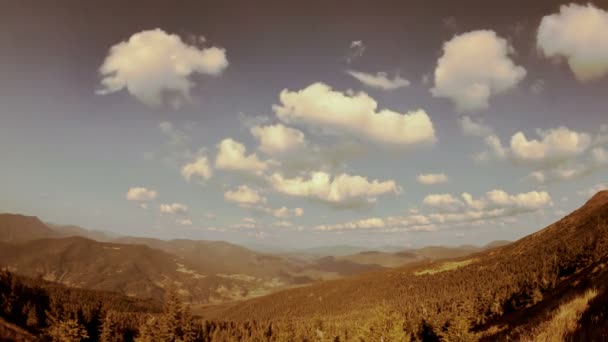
(0, 236), (300, 304)
(0, 214), (57, 243)
(203, 191), (608, 339)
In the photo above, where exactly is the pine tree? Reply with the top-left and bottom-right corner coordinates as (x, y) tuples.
(136, 316), (161, 342)
(181, 305), (198, 342)
(100, 310), (122, 342)
(160, 289), (183, 341)
(359, 304), (411, 342)
(46, 318), (89, 342)
(439, 316), (477, 342)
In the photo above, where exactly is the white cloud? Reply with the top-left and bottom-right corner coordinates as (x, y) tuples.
(479, 127), (593, 165)
(417, 173), (449, 185)
(346, 70), (410, 90)
(537, 4), (608, 81)
(423, 194), (462, 211)
(316, 189), (551, 232)
(215, 138), (269, 174)
(273, 83), (436, 146)
(459, 116), (493, 137)
(315, 217), (386, 231)
(176, 219), (193, 226)
(160, 203), (188, 215)
(250, 124), (306, 155)
(269, 171), (400, 207)
(98, 29), (228, 106)
(294, 207), (304, 217)
(431, 30), (526, 112)
(224, 185), (266, 205)
(181, 156), (212, 182)
(126, 187), (158, 202)
(510, 127), (591, 163)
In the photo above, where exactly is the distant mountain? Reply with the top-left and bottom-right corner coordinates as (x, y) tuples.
(0, 214), (57, 243)
(336, 250), (422, 268)
(48, 224), (116, 242)
(205, 191), (608, 340)
(0, 215), (405, 305)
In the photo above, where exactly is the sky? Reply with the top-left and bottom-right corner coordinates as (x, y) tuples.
(1, 0), (607, 249)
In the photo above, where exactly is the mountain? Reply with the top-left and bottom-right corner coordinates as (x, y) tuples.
(203, 191), (608, 340)
(0, 215), (400, 306)
(0, 214), (57, 243)
(335, 250), (422, 268)
(48, 224), (116, 242)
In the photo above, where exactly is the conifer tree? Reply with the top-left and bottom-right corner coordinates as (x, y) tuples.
(100, 310), (122, 342)
(46, 318), (89, 342)
(160, 289), (183, 341)
(359, 304), (410, 342)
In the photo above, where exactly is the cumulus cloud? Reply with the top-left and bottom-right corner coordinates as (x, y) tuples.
(224, 185), (266, 205)
(417, 173), (449, 185)
(316, 189), (552, 231)
(431, 30), (526, 112)
(423, 194), (462, 211)
(273, 83), (436, 146)
(215, 138), (270, 174)
(509, 127), (591, 163)
(346, 70), (410, 90)
(271, 206), (304, 218)
(126, 187), (158, 202)
(250, 124), (306, 155)
(181, 156), (212, 182)
(160, 203), (188, 215)
(269, 171), (400, 208)
(98, 29), (228, 106)
(479, 126), (593, 165)
(537, 4), (608, 81)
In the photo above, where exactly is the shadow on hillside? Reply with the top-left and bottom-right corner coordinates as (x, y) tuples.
(479, 255), (608, 341)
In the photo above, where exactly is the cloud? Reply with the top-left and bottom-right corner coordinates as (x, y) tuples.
(181, 156), (212, 182)
(509, 127), (591, 163)
(98, 29), (228, 106)
(215, 138), (270, 174)
(346, 40), (365, 63)
(126, 187), (158, 202)
(250, 124), (306, 155)
(224, 185), (266, 205)
(417, 173), (449, 185)
(271, 206), (303, 218)
(431, 30), (526, 112)
(537, 3), (608, 81)
(459, 116), (494, 137)
(176, 219), (193, 226)
(346, 70), (410, 90)
(578, 183), (608, 197)
(159, 121), (190, 146)
(269, 171), (400, 207)
(273, 83), (436, 146)
(479, 126), (593, 165)
(316, 189), (552, 232)
(527, 146), (608, 184)
(160, 203), (188, 215)
(423, 194), (462, 211)
(315, 217), (386, 231)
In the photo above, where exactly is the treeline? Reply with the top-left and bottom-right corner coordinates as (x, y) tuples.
(0, 269), (474, 341)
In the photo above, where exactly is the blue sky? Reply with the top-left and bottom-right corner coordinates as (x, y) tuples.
(0, 1), (607, 248)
